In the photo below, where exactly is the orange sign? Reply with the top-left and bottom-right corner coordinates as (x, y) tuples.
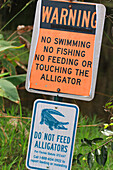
(26, 0), (106, 100)
(30, 29), (95, 96)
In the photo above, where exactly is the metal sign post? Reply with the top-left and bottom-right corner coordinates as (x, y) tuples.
(25, 0), (106, 169)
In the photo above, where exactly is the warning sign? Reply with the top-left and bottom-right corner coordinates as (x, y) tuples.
(26, 0), (106, 100)
(26, 99), (79, 170)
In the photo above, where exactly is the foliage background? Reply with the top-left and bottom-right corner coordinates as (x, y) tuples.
(0, 0), (113, 169)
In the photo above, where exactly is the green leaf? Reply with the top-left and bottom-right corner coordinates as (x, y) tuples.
(105, 102), (113, 109)
(0, 40), (16, 52)
(95, 149), (102, 165)
(2, 74), (26, 86)
(72, 157), (76, 165)
(111, 142), (113, 151)
(87, 152), (94, 169)
(81, 138), (92, 146)
(8, 156), (18, 169)
(104, 124), (109, 129)
(0, 96), (3, 111)
(0, 127), (5, 141)
(105, 102), (112, 107)
(0, 79), (20, 103)
(12, 44), (25, 49)
(0, 34), (4, 40)
(0, 72), (10, 78)
(77, 153), (83, 165)
(108, 105), (113, 109)
(92, 138), (103, 144)
(2, 58), (16, 75)
(101, 146), (107, 166)
(0, 39), (25, 52)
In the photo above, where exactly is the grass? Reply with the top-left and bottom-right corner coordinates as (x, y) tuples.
(0, 106), (113, 169)
(1, 30), (31, 65)
(0, 105), (31, 170)
(73, 115), (113, 170)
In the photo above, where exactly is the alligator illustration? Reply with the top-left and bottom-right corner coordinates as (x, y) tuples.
(40, 109), (69, 131)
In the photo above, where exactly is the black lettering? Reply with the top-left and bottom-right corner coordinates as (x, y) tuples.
(74, 59), (78, 66)
(54, 38), (58, 44)
(68, 68), (72, 74)
(43, 46), (53, 53)
(36, 63), (39, 70)
(48, 56), (52, 62)
(55, 66), (60, 72)
(77, 79), (81, 85)
(61, 58), (66, 64)
(50, 75), (54, 82)
(88, 61), (92, 68)
(81, 51), (85, 57)
(45, 65), (49, 71)
(41, 36), (51, 43)
(35, 54), (45, 61)
(35, 54), (39, 60)
(85, 70), (89, 77)
(40, 74), (45, 80)
(86, 42), (91, 48)
(67, 77), (71, 83)
(76, 50), (80, 57)
(52, 56), (56, 63)
(82, 60), (87, 67)
(62, 77), (66, 83)
(75, 69), (79, 75)
(57, 57), (61, 64)
(71, 78), (76, 84)
(41, 36), (46, 43)
(46, 74), (50, 81)
(57, 76), (61, 82)
(79, 69), (84, 76)
(50, 65), (54, 72)
(40, 64), (44, 70)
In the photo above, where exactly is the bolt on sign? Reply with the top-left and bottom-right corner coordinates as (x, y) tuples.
(26, 0), (106, 101)
(26, 99), (79, 170)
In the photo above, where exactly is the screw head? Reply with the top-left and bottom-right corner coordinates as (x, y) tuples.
(69, 5), (72, 9)
(57, 88), (60, 92)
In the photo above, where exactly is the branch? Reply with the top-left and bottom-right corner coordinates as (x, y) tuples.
(84, 138), (113, 157)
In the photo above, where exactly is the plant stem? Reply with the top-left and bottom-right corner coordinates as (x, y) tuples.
(9, 50), (29, 61)
(7, 31), (17, 41)
(0, 0), (10, 9)
(104, 31), (113, 45)
(0, 115), (31, 120)
(84, 138), (113, 156)
(19, 102), (22, 119)
(0, 0), (33, 32)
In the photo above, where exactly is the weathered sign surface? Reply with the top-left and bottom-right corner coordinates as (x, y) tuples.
(26, 0), (106, 100)
(26, 99), (79, 170)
